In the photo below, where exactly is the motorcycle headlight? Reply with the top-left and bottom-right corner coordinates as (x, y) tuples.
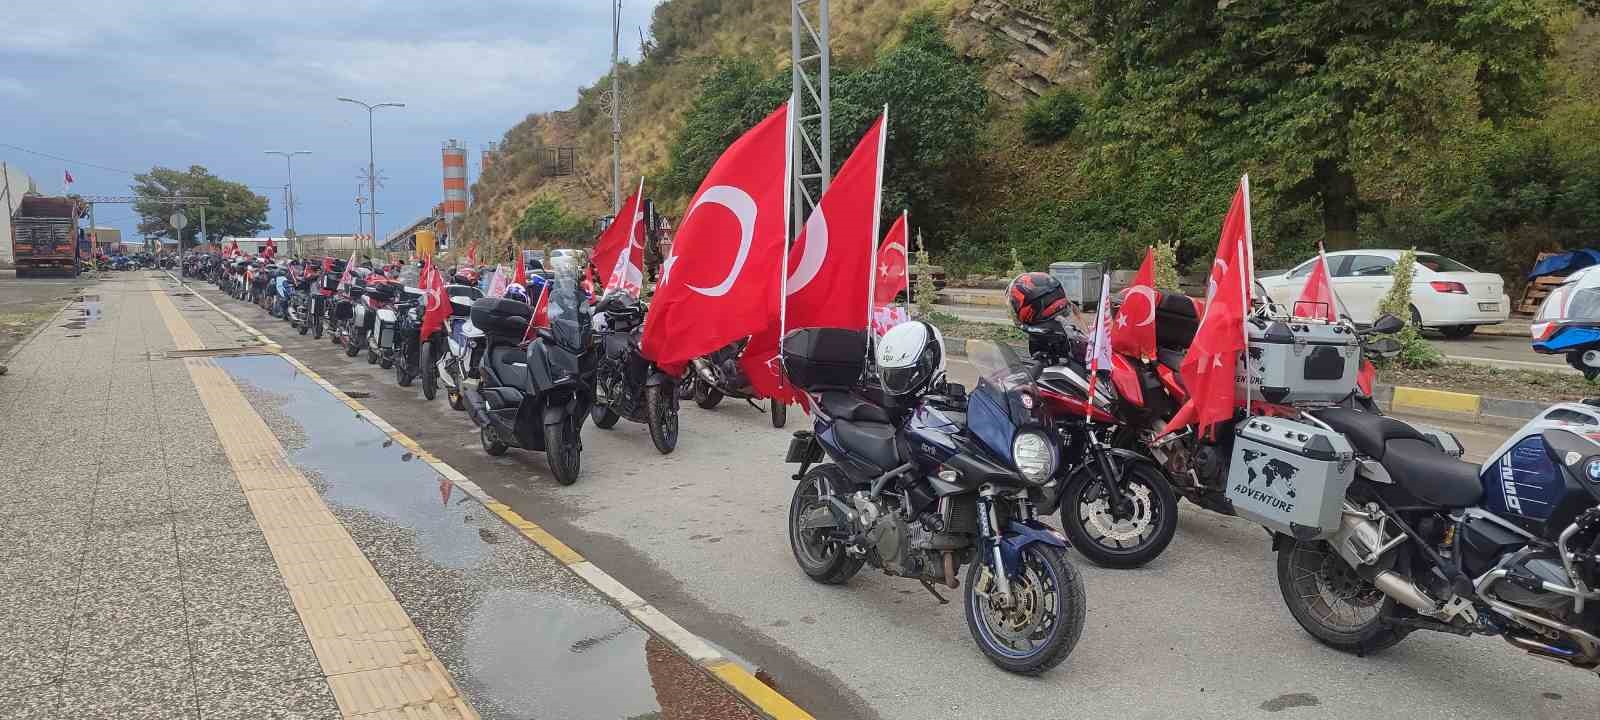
(1012, 430), (1057, 483)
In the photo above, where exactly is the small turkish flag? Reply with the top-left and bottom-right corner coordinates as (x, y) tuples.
(1110, 247), (1159, 362)
(1294, 245), (1341, 323)
(871, 210), (909, 337)
(513, 252), (527, 287)
(419, 258), (449, 338)
(338, 250), (358, 289)
(64, 170), (74, 186)
(593, 178), (646, 297)
(641, 100), (791, 368)
(466, 241), (478, 266)
(1164, 176), (1254, 438)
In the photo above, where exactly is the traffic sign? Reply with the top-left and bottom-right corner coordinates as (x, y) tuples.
(169, 212), (188, 230)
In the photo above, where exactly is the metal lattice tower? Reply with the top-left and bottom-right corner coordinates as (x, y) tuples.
(791, 0), (831, 238)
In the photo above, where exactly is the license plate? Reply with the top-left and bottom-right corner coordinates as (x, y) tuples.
(1479, 302), (1498, 312)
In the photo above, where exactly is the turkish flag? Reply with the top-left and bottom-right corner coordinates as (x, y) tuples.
(419, 259), (449, 338)
(1163, 176), (1254, 438)
(466, 241), (478, 266)
(641, 101), (791, 368)
(520, 282), (551, 345)
(487, 263), (510, 297)
(1111, 247), (1159, 362)
(595, 178), (646, 297)
(512, 252), (527, 287)
(338, 250), (358, 289)
(871, 210), (910, 337)
(263, 238), (277, 260)
(745, 111), (886, 402)
(1294, 246), (1341, 323)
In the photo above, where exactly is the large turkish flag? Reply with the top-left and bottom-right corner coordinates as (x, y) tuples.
(592, 178), (645, 297)
(641, 101), (791, 368)
(1164, 176), (1254, 438)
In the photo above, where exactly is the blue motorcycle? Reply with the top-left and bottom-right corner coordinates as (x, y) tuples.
(1531, 266), (1600, 378)
(783, 327), (1086, 674)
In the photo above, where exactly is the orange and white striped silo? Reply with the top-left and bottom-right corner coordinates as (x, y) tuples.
(441, 140), (468, 243)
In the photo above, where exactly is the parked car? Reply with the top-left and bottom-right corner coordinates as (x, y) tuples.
(1257, 249), (1508, 338)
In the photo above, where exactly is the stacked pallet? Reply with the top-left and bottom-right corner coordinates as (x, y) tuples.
(1516, 252), (1564, 315)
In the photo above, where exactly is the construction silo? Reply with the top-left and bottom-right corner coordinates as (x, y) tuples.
(481, 142), (498, 172)
(441, 139), (468, 245)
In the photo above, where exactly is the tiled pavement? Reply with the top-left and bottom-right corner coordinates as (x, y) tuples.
(0, 273), (764, 720)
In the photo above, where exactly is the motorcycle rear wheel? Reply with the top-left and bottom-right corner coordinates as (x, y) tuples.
(396, 337), (417, 387)
(345, 328), (364, 357)
(312, 314), (323, 340)
(480, 427), (509, 456)
(590, 402), (620, 429)
(965, 542), (1085, 675)
(1275, 538), (1412, 654)
(787, 465), (863, 584)
(693, 378), (723, 409)
(544, 413), (582, 486)
(1059, 460), (1177, 569)
(647, 384), (678, 454)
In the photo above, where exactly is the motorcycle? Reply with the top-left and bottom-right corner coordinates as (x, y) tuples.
(1532, 266), (1600, 379)
(342, 269), (380, 359)
(461, 268), (598, 485)
(784, 329), (1086, 674)
(286, 268), (317, 334)
(434, 284), (485, 407)
(679, 338), (788, 428)
(1264, 399), (1600, 676)
(590, 291), (679, 454)
(391, 265), (428, 387)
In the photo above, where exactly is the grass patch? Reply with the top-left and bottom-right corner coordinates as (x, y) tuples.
(1380, 361), (1600, 404)
(923, 309), (1027, 344)
(0, 308), (58, 360)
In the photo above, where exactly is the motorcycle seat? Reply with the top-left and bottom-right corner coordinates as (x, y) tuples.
(1311, 407), (1483, 507)
(1156, 347), (1185, 374)
(1156, 291), (1201, 348)
(819, 391), (892, 424)
(488, 344), (529, 389)
(833, 419), (902, 472)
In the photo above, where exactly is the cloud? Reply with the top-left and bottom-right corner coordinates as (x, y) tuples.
(2, 0), (663, 240)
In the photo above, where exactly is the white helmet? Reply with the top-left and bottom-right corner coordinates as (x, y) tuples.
(876, 320), (945, 396)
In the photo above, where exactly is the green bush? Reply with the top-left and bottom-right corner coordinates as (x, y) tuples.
(513, 198), (590, 246)
(1022, 90), (1086, 145)
(1374, 249), (1443, 369)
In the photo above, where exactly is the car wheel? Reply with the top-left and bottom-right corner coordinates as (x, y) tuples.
(1409, 305), (1423, 331)
(1439, 325), (1475, 339)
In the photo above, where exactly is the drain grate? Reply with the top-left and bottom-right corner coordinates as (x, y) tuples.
(165, 347), (273, 359)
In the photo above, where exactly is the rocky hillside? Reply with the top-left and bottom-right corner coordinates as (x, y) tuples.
(462, 0), (1088, 262)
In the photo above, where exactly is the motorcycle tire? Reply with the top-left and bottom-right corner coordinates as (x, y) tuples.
(1275, 537), (1412, 654)
(647, 384), (678, 454)
(298, 315), (309, 335)
(964, 542), (1085, 675)
(396, 338), (417, 387)
(446, 363), (466, 411)
(480, 427), (509, 457)
(345, 329), (364, 358)
(677, 376), (696, 401)
(693, 379), (722, 410)
(1058, 460), (1178, 569)
(367, 347), (378, 365)
(543, 413), (582, 486)
(787, 464), (864, 584)
(770, 400), (787, 429)
(590, 402), (620, 429)
(420, 343), (437, 400)
(312, 315), (323, 340)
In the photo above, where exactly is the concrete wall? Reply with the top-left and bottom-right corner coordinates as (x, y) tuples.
(0, 164), (40, 267)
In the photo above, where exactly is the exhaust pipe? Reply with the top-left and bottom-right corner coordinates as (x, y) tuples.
(461, 387), (490, 428)
(1372, 571), (1442, 616)
(692, 357), (719, 386)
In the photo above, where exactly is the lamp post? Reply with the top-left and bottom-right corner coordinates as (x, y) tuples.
(336, 97), (404, 246)
(264, 150), (310, 256)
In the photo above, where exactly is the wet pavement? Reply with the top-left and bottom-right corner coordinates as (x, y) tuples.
(217, 354), (760, 720)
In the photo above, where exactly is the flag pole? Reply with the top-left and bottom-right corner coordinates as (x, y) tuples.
(865, 106), (887, 344)
(900, 210), (910, 313)
(780, 96), (795, 343)
(1241, 173), (1255, 418)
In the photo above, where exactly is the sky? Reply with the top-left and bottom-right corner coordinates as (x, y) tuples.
(1, 0), (662, 244)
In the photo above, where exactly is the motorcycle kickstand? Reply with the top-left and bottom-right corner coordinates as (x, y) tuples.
(918, 579), (950, 605)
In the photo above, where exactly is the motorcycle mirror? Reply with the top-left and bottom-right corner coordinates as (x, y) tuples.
(1371, 314), (1404, 334)
(1367, 337), (1402, 358)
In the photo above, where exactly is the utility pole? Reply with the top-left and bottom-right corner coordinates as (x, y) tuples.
(791, 0), (832, 239)
(337, 97), (404, 244)
(610, 0), (623, 213)
(265, 150), (311, 257)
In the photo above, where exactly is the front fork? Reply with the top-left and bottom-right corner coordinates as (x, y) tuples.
(1085, 429), (1133, 519)
(976, 491), (1015, 607)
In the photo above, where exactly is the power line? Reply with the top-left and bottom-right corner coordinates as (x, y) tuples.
(0, 142), (138, 176)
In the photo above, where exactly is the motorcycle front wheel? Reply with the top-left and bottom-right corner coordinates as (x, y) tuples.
(312, 313), (323, 340)
(1058, 459), (1178, 569)
(964, 542), (1085, 675)
(544, 412), (582, 486)
(445, 361), (465, 411)
(787, 465), (863, 584)
(345, 327), (365, 358)
(590, 401), (620, 429)
(647, 383), (678, 454)
(396, 337), (417, 387)
(1275, 538), (1411, 654)
(770, 399), (787, 429)
(419, 342), (437, 400)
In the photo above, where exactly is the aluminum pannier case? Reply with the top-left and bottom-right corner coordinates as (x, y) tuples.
(1226, 415), (1355, 540)
(1245, 318), (1361, 405)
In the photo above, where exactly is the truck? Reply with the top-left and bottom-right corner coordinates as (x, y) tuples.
(10, 195), (81, 278)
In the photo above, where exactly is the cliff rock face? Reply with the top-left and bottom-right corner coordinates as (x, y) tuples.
(950, 0), (1091, 101)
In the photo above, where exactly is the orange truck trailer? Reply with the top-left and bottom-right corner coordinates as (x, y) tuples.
(10, 196), (81, 278)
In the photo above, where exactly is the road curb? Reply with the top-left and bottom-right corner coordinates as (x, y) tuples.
(171, 272), (815, 720)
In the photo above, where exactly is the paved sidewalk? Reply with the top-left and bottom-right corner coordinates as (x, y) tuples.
(0, 273), (762, 719)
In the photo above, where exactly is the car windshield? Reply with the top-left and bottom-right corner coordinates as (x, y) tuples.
(1416, 254), (1473, 273)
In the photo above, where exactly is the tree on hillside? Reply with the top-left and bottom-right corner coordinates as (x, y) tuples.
(1062, 0), (1574, 249)
(132, 166), (270, 248)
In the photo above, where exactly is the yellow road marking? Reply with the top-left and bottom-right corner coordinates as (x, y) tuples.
(1392, 386), (1481, 415)
(149, 279), (205, 351)
(707, 661), (816, 720)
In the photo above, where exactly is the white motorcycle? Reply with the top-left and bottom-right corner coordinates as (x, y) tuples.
(437, 287), (486, 412)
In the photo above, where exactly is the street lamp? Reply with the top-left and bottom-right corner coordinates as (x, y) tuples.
(264, 150), (311, 256)
(337, 97), (404, 247)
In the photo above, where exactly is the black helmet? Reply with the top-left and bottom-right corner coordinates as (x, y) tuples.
(1007, 271), (1070, 325)
(876, 320), (945, 397)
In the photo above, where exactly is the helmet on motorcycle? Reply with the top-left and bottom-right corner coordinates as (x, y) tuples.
(1007, 272), (1070, 325)
(503, 283), (529, 304)
(877, 320), (945, 397)
(453, 267), (480, 286)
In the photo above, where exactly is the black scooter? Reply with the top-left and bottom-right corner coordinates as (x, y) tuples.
(461, 277), (597, 485)
(590, 292), (679, 454)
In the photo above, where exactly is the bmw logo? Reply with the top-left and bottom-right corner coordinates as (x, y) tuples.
(1586, 459), (1600, 483)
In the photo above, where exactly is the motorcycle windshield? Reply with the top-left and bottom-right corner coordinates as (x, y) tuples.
(543, 265), (593, 354)
(1539, 266), (1600, 325)
(964, 340), (1042, 465)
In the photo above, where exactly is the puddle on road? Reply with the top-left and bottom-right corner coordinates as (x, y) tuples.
(59, 294), (102, 330)
(214, 354), (760, 720)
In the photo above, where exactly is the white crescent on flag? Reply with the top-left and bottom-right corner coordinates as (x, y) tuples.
(685, 185), (757, 298)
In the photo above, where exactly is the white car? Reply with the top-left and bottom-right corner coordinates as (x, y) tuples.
(1257, 249), (1509, 338)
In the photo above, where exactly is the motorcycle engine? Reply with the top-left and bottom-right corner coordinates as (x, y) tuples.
(851, 493), (920, 578)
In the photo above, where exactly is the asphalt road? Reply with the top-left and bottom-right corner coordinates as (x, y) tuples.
(194, 281), (1599, 720)
(944, 303), (1567, 371)
(0, 270), (88, 358)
